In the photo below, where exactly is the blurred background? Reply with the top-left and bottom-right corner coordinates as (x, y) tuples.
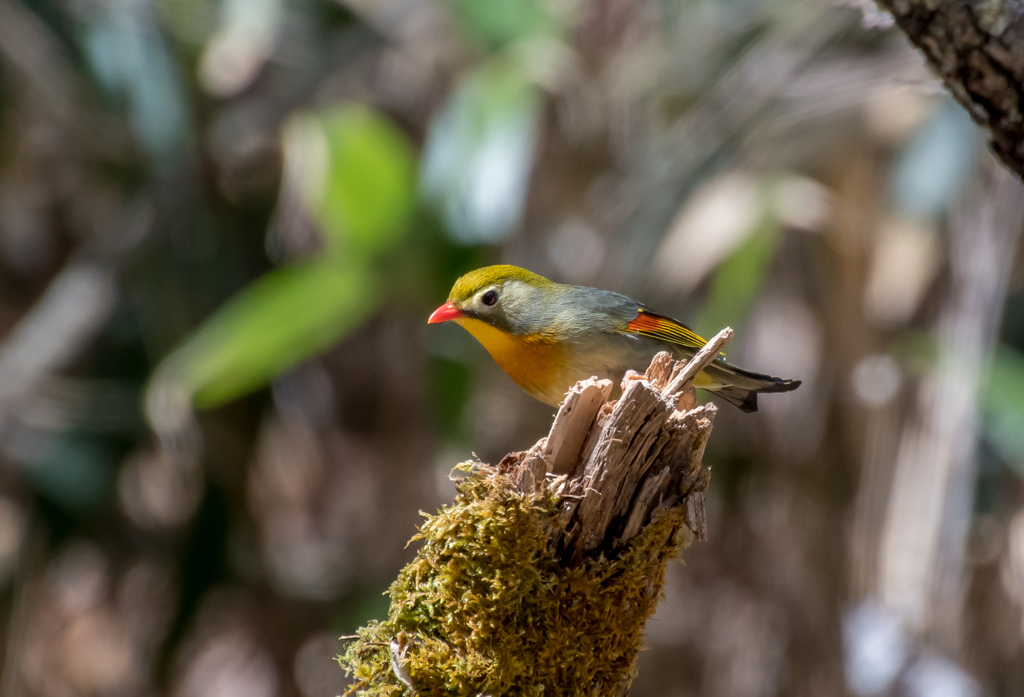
(0, 0), (1023, 695)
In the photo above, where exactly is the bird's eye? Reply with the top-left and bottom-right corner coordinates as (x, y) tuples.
(481, 290), (498, 306)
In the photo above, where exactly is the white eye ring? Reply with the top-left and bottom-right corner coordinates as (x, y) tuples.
(481, 289), (498, 306)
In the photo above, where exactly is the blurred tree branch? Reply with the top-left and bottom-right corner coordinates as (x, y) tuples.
(0, 0), (78, 117)
(875, 0), (1024, 178)
(878, 165), (1024, 644)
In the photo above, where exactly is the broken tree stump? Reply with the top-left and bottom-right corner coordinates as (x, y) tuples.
(339, 329), (733, 696)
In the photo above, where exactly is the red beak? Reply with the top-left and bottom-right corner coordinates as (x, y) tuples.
(428, 301), (465, 324)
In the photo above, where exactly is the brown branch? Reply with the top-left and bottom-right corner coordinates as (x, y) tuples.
(875, 0), (1024, 178)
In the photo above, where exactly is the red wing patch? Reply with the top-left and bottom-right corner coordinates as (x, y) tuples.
(625, 308), (719, 352)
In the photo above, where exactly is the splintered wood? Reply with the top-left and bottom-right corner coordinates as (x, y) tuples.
(502, 327), (733, 559)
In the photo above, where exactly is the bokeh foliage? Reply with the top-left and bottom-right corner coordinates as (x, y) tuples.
(0, 0), (1024, 696)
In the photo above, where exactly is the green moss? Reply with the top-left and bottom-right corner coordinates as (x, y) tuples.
(338, 463), (690, 696)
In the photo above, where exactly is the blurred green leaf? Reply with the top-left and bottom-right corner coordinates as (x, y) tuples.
(153, 259), (380, 409)
(983, 345), (1024, 475)
(695, 203), (780, 338)
(309, 106), (417, 257)
(450, 0), (555, 49)
(420, 61), (541, 245)
(148, 105), (414, 416)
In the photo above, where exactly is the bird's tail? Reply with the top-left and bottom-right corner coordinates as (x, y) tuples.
(696, 359), (801, 414)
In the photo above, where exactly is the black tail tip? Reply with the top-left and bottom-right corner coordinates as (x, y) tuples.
(761, 378), (802, 394)
(716, 378), (802, 413)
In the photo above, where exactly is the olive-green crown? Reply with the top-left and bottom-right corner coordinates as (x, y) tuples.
(447, 265), (553, 303)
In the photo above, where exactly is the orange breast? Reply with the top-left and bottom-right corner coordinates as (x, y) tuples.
(454, 318), (566, 405)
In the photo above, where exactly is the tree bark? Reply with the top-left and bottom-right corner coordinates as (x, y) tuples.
(339, 330), (733, 696)
(875, 0), (1024, 178)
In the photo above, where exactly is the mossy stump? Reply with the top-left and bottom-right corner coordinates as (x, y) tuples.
(339, 330), (732, 696)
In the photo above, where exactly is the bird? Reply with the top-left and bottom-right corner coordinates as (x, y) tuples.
(427, 265), (800, 413)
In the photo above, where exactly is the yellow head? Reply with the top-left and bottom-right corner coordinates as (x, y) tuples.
(428, 265), (568, 403)
(428, 265), (558, 333)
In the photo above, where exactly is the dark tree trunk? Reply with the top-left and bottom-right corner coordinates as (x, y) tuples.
(875, 0), (1024, 178)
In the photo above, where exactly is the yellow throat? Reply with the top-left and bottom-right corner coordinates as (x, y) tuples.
(453, 317), (565, 404)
